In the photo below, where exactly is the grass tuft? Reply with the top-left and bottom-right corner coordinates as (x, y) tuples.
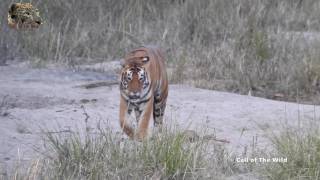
(1, 123), (246, 180)
(263, 126), (320, 179)
(6, 125), (239, 179)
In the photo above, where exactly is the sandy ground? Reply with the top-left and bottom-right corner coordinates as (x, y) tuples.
(0, 62), (320, 175)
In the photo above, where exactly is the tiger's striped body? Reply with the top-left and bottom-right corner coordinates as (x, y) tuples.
(119, 46), (168, 140)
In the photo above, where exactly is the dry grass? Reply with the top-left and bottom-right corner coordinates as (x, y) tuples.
(1, 0), (320, 102)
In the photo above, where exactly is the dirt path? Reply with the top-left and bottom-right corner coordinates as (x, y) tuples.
(0, 63), (319, 173)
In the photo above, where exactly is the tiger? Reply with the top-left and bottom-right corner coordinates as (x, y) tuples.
(119, 46), (168, 140)
(7, 3), (42, 29)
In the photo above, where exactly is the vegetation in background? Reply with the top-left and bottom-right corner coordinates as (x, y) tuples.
(1, 0), (320, 102)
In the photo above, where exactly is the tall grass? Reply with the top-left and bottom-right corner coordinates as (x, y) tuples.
(1, 0), (320, 101)
(5, 119), (320, 179)
(262, 122), (320, 179)
(2, 126), (241, 180)
(267, 130), (320, 179)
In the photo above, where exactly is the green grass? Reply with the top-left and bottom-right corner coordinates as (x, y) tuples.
(263, 126), (320, 180)
(3, 126), (241, 180)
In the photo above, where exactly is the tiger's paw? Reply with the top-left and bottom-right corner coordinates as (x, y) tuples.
(134, 131), (148, 141)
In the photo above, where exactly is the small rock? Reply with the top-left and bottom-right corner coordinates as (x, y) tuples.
(80, 99), (90, 103)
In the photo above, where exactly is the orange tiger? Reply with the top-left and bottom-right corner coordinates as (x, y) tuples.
(119, 46), (168, 140)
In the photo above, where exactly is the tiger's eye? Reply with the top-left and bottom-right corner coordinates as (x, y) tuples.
(139, 74), (144, 81)
(142, 57), (149, 63)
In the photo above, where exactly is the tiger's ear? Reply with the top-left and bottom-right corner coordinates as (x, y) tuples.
(142, 56), (149, 63)
(9, 3), (17, 14)
(120, 59), (125, 67)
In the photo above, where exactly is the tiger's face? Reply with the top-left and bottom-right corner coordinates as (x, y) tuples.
(120, 57), (150, 102)
(8, 3), (42, 29)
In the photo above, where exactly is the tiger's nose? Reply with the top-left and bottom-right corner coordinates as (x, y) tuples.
(130, 92), (140, 98)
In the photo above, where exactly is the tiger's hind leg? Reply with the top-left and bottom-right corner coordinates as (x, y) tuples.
(153, 101), (166, 127)
(153, 85), (168, 129)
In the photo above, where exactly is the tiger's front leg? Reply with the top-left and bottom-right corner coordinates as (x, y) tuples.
(119, 96), (134, 138)
(135, 98), (154, 140)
